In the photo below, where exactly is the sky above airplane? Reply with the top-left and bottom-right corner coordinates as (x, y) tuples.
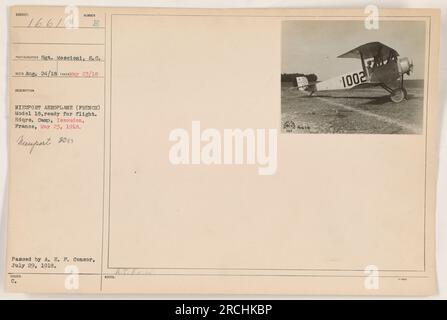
(282, 20), (426, 80)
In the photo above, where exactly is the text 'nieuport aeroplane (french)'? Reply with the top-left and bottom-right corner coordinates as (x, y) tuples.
(296, 42), (414, 103)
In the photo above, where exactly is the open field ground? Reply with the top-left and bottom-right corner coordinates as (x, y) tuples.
(281, 82), (424, 134)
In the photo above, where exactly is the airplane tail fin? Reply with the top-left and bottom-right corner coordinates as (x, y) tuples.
(293, 74), (317, 93)
(295, 76), (309, 91)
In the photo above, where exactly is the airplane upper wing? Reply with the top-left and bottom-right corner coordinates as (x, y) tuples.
(337, 41), (399, 59)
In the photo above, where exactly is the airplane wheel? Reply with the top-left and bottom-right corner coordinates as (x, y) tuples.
(390, 88), (406, 103)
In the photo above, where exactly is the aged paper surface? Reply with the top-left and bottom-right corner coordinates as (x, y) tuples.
(5, 6), (440, 294)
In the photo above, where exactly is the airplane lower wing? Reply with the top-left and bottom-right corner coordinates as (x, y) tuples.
(349, 82), (382, 89)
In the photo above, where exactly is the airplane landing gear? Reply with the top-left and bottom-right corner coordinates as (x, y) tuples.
(390, 88), (407, 103)
(380, 75), (408, 103)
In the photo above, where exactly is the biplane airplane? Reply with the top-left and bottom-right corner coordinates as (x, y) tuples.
(296, 42), (414, 103)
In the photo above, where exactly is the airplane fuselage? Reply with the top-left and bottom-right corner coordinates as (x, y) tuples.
(303, 56), (412, 92)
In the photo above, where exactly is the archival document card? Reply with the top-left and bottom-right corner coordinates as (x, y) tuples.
(5, 6), (440, 295)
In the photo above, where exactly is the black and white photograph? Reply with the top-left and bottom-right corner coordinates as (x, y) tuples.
(281, 20), (426, 134)
(1, 1), (446, 303)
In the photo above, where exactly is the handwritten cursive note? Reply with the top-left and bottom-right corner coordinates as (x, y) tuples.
(16, 135), (51, 154)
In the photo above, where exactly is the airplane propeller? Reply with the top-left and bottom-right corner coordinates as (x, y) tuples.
(408, 58), (414, 75)
(399, 57), (413, 76)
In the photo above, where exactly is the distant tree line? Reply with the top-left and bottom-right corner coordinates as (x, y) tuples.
(281, 73), (318, 85)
